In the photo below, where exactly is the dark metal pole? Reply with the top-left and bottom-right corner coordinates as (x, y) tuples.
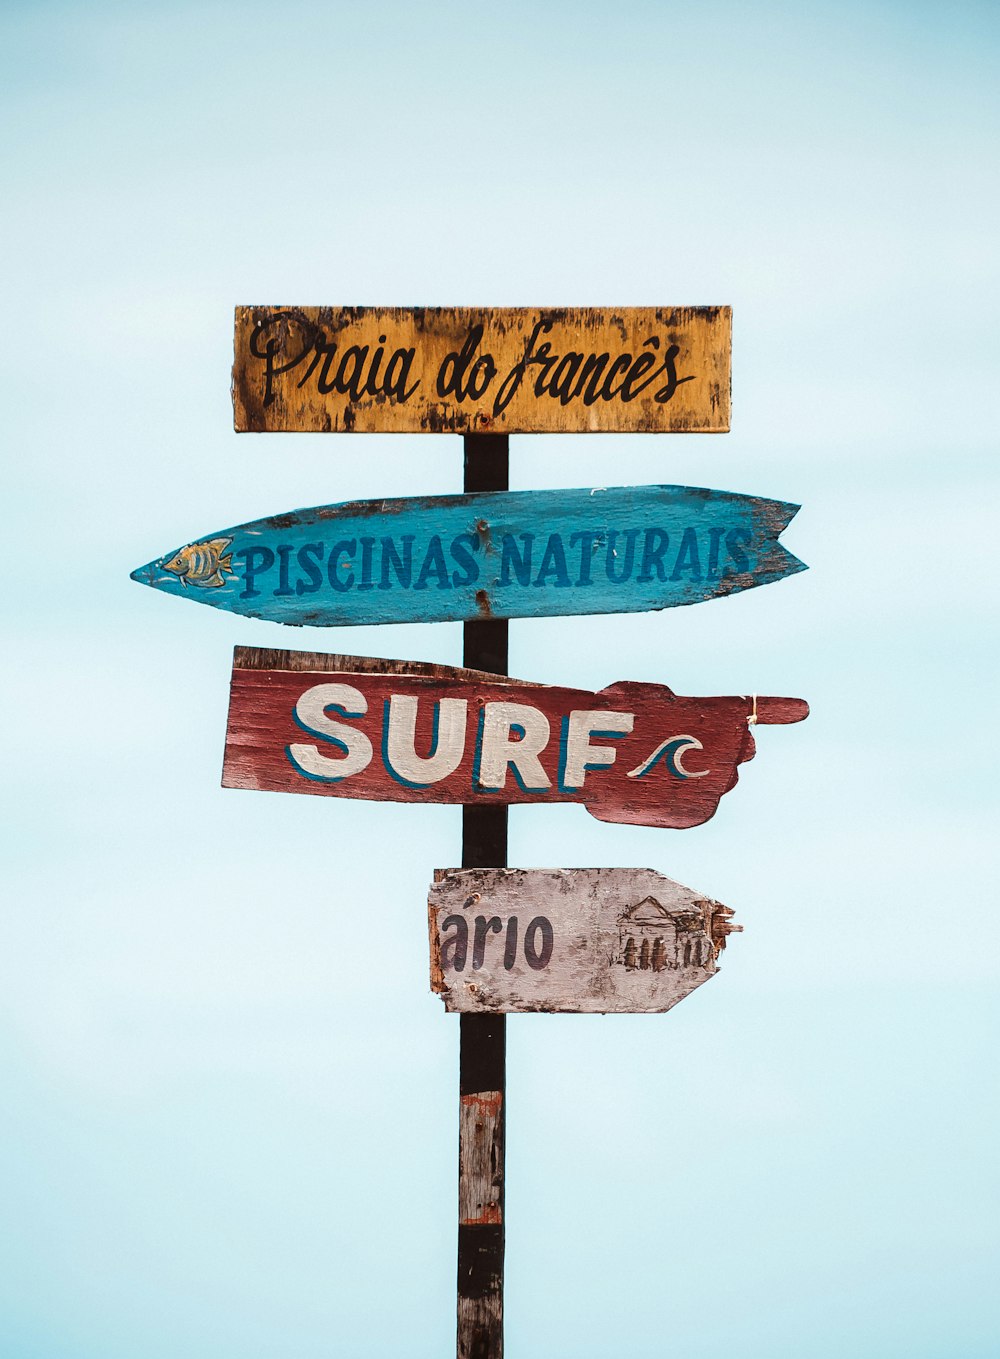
(457, 433), (508, 1359)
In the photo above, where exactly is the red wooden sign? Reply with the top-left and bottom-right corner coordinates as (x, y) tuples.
(223, 648), (808, 829)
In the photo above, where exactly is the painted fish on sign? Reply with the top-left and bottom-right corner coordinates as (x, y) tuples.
(232, 306), (731, 434)
(222, 648), (808, 829)
(428, 868), (741, 1014)
(129, 485), (806, 626)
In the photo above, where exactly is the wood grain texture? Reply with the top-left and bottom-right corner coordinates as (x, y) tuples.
(130, 485), (804, 626)
(457, 433), (506, 1359)
(456, 1090), (504, 1352)
(222, 648), (808, 830)
(458, 1093), (504, 1225)
(429, 868), (740, 1014)
(230, 645), (531, 684)
(456, 1224), (503, 1359)
(233, 306), (730, 434)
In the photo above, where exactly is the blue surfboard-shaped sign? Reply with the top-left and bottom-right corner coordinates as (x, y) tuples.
(130, 485), (805, 626)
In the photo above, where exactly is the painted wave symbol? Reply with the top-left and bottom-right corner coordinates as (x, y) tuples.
(626, 735), (709, 781)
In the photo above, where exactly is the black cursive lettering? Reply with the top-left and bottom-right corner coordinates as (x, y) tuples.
(436, 325), (498, 402)
(249, 313), (420, 407)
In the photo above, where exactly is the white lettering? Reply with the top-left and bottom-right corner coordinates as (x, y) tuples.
(384, 695), (468, 786)
(287, 682), (373, 781)
(560, 709), (634, 789)
(477, 701), (551, 791)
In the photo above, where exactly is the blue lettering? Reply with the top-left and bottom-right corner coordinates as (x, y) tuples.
(569, 530), (598, 586)
(358, 536), (376, 591)
(533, 533), (571, 588)
(328, 539), (356, 592)
(450, 532), (480, 588)
(707, 526), (725, 579)
(670, 526), (702, 582)
(605, 529), (639, 583)
(275, 543), (295, 597)
(722, 529), (750, 578)
(413, 535), (451, 590)
(236, 546), (275, 599)
(636, 527), (670, 582)
(378, 535), (414, 590)
(295, 542), (324, 595)
(498, 533), (534, 587)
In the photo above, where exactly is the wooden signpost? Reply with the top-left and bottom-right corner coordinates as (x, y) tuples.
(429, 868), (741, 1015)
(222, 646), (808, 830)
(130, 485), (805, 626)
(133, 303), (807, 1358)
(233, 306), (731, 434)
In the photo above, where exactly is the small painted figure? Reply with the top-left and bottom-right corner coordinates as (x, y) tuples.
(162, 537), (234, 589)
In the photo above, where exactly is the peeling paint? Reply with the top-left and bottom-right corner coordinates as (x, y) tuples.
(131, 485), (805, 628)
(429, 869), (741, 1014)
(233, 305), (731, 434)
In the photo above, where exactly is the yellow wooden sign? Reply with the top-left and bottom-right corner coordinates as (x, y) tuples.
(232, 306), (731, 434)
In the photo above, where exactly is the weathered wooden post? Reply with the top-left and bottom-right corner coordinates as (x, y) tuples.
(134, 303), (810, 1359)
(458, 432), (508, 1358)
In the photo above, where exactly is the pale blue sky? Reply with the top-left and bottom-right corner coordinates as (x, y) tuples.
(2, 2), (998, 1356)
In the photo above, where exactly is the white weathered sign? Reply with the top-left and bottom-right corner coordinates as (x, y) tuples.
(428, 868), (740, 1014)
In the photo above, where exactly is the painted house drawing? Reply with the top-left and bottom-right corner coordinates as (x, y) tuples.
(613, 895), (719, 971)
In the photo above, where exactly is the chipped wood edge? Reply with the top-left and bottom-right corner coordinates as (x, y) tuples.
(232, 645), (532, 686)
